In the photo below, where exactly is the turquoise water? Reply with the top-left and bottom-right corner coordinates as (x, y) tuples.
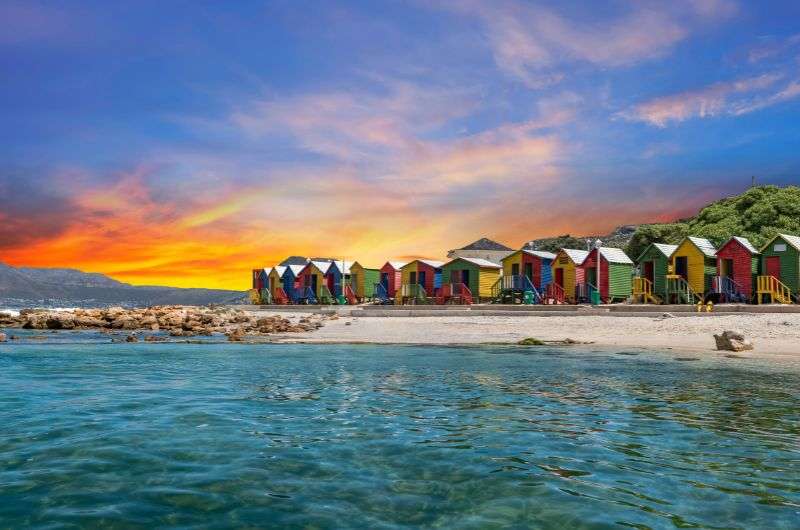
(1, 341), (799, 529)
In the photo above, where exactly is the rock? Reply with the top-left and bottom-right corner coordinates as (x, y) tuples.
(226, 328), (245, 342)
(46, 313), (75, 330)
(169, 329), (185, 337)
(125, 334), (138, 343)
(110, 317), (138, 330)
(518, 337), (544, 345)
(661, 313), (675, 319)
(0, 332), (6, 342)
(145, 335), (166, 342)
(714, 330), (754, 352)
(345, 321), (352, 326)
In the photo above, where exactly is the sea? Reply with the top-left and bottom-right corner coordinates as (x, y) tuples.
(1, 337), (798, 529)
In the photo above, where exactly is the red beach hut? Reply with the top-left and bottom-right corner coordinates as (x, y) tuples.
(714, 236), (759, 302)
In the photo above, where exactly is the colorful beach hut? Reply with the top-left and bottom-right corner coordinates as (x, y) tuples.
(633, 243), (677, 303)
(252, 269), (264, 291)
(378, 262), (405, 301)
(282, 264), (306, 303)
(349, 261), (380, 302)
(440, 257), (501, 304)
(296, 261), (336, 304)
(669, 237), (716, 303)
(551, 249), (588, 303)
(713, 237), (759, 303)
(269, 266), (289, 304)
(397, 260), (444, 304)
(499, 249), (556, 301)
(757, 234), (800, 304)
(580, 247), (634, 303)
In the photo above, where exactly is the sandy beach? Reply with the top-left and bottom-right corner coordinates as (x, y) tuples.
(268, 311), (800, 358)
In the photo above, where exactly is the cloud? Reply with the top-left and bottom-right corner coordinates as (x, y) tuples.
(617, 73), (799, 126)
(435, 0), (732, 87)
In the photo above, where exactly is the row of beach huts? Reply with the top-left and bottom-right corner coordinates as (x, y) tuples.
(250, 234), (800, 306)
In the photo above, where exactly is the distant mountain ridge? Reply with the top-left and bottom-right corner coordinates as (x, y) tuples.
(525, 225), (639, 253)
(0, 263), (245, 308)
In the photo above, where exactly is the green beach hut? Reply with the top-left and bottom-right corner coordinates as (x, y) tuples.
(349, 261), (381, 301)
(758, 233), (800, 303)
(440, 257), (501, 303)
(634, 243), (678, 303)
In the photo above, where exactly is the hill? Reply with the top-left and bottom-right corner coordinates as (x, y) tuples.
(0, 263), (245, 308)
(625, 185), (800, 259)
(526, 225), (639, 253)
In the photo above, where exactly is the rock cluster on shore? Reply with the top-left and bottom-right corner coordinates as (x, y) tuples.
(0, 306), (326, 339)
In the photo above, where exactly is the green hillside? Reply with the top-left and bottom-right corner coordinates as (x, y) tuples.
(626, 185), (800, 259)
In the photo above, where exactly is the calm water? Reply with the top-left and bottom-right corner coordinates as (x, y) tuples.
(1, 341), (799, 529)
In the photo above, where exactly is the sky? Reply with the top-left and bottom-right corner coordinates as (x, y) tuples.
(1, 0), (799, 290)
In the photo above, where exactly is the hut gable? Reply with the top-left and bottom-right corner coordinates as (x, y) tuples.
(687, 236), (717, 258)
(561, 249), (589, 265)
(598, 247), (633, 265)
(455, 257), (501, 268)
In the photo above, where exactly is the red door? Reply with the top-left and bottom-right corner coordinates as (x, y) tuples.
(555, 268), (564, 287)
(644, 261), (654, 283)
(766, 256), (781, 279)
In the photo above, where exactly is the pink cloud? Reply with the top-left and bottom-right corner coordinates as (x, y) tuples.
(618, 73), (795, 126)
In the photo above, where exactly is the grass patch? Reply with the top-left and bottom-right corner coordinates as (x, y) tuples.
(517, 337), (545, 346)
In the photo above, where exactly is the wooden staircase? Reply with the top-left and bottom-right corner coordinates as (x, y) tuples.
(398, 284), (429, 305)
(247, 289), (261, 304)
(373, 282), (389, 304)
(259, 289), (273, 305)
(318, 285), (334, 304)
(491, 275), (541, 304)
(757, 275), (793, 304)
(665, 275), (702, 304)
(632, 277), (662, 304)
(543, 283), (565, 304)
(436, 283), (473, 305)
(274, 287), (289, 305)
(344, 284), (358, 305)
(712, 276), (748, 303)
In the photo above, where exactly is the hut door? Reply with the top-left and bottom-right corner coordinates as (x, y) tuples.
(524, 263), (533, 282)
(450, 270), (460, 284)
(380, 273), (389, 289)
(644, 261), (654, 283)
(766, 256), (781, 280)
(721, 259), (734, 279)
(555, 268), (564, 287)
(417, 271), (426, 287)
(310, 274), (317, 293)
(675, 257), (688, 280)
(511, 263), (520, 276)
(410, 271), (417, 284)
(461, 269), (469, 286)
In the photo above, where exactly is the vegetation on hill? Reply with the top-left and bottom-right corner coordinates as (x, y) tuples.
(625, 185), (800, 259)
(528, 226), (638, 253)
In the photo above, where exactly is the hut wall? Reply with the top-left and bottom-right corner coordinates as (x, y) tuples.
(478, 267), (501, 298)
(716, 240), (756, 298)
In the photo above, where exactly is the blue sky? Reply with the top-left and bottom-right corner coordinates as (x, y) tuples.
(1, 0), (799, 288)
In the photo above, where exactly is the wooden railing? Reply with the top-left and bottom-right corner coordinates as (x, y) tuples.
(757, 276), (792, 304)
(665, 275), (701, 304)
(274, 288), (289, 305)
(344, 284), (358, 305)
(544, 283), (565, 304)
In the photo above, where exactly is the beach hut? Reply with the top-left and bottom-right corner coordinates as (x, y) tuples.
(282, 264), (306, 303)
(669, 237), (716, 303)
(498, 249), (556, 303)
(257, 267), (272, 304)
(295, 261), (337, 304)
(328, 260), (352, 301)
(397, 260), (444, 304)
(378, 262), (405, 302)
(757, 234), (800, 304)
(440, 257), (501, 304)
(580, 247), (634, 303)
(268, 266), (288, 304)
(252, 269), (263, 291)
(348, 261), (380, 302)
(633, 243), (678, 304)
(551, 249), (589, 303)
(713, 237), (759, 303)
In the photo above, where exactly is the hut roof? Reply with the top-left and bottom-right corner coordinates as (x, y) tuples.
(455, 238), (513, 251)
(727, 236), (759, 254)
(285, 264), (305, 276)
(561, 249), (589, 265)
(331, 260), (352, 274)
(417, 259), (445, 269)
(451, 257), (502, 269)
(687, 236), (717, 258)
(522, 249), (557, 260)
(635, 243), (677, 263)
(273, 266), (287, 277)
(763, 233), (800, 252)
(280, 256), (310, 266)
(599, 247), (633, 265)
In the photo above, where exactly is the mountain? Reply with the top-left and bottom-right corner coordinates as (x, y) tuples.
(0, 263), (245, 308)
(625, 185), (800, 259)
(525, 225), (639, 253)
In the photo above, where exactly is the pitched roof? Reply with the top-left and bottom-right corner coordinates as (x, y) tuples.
(522, 249), (557, 260)
(351, 261), (379, 271)
(560, 249), (589, 264)
(763, 233), (800, 252)
(635, 243), (678, 263)
(687, 236), (717, 258)
(331, 260), (352, 274)
(273, 266), (287, 277)
(284, 264), (305, 276)
(417, 259), (444, 268)
(727, 236), (759, 254)
(455, 237), (513, 251)
(385, 261), (406, 270)
(450, 257), (502, 269)
(597, 247), (633, 264)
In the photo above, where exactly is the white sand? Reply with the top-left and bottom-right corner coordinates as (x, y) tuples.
(273, 313), (800, 358)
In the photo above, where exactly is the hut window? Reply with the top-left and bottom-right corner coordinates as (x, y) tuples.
(774, 244), (787, 252)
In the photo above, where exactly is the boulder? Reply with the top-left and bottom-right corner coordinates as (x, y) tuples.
(110, 317), (139, 330)
(0, 332), (6, 342)
(46, 313), (75, 330)
(125, 334), (138, 343)
(714, 330), (754, 352)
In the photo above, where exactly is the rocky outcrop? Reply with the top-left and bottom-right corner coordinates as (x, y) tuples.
(5, 306), (325, 339)
(714, 330), (754, 352)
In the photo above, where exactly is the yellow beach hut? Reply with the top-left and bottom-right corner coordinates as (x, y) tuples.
(551, 249), (589, 303)
(669, 236), (716, 303)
